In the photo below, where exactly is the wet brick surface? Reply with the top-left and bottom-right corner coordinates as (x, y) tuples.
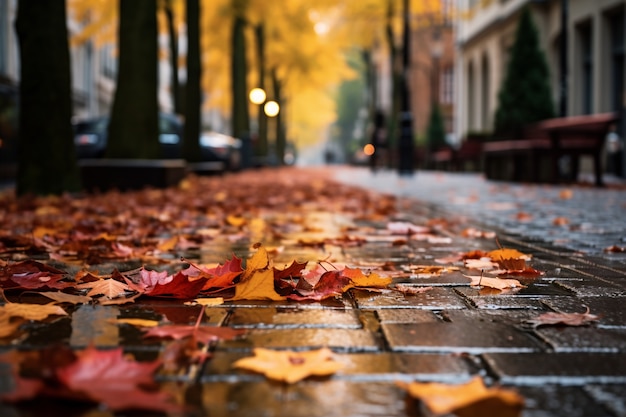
(2, 167), (626, 416)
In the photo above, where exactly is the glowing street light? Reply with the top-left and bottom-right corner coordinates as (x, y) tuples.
(264, 100), (280, 117)
(249, 88), (266, 105)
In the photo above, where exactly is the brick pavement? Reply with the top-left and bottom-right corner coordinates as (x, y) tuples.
(1, 166), (625, 416)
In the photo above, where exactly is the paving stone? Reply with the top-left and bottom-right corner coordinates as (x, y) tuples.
(393, 270), (473, 286)
(483, 352), (626, 385)
(375, 309), (440, 324)
(514, 385), (614, 417)
(228, 307), (362, 329)
(382, 318), (542, 354)
(222, 298), (351, 309)
(198, 380), (408, 417)
(454, 286), (569, 310)
(554, 277), (626, 297)
(585, 385), (626, 417)
(534, 327), (626, 352)
(353, 287), (467, 310)
(203, 351), (474, 384)
(333, 352), (474, 383)
(121, 304), (229, 325)
(581, 297), (626, 328)
(219, 328), (381, 352)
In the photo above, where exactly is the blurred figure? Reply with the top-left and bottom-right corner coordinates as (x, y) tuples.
(369, 110), (386, 172)
(606, 123), (623, 177)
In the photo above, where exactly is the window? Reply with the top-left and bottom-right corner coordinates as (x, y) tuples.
(609, 9), (624, 112)
(440, 66), (454, 105)
(578, 22), (593, 115)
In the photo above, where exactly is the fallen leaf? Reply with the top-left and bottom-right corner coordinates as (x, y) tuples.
(526, 308), (599, 328)
(113, 318), (161, 327)
(185, 297), (224, 306)
(233, 347), (343, 384)
(395, 284), (434, 295)
(56, 346), (178, 412)
(398, 376), (524, 417)
(487, 248), (530, 271)
(144, 324), (243, 344)
(467, 275), (524, 290)
(231, 269), (285, 301)
(38, 291), (92, 305)
(341, 267), (392, 291)
(0, 303), (67, 321)
(77, 278), (130, 299)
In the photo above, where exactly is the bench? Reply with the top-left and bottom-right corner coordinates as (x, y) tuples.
(483, 112), (618, 186)
(430, 136), (484, 171)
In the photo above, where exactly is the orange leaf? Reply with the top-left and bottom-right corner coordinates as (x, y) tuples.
(77, 278), (130, 298)
(341, 267), (392, 291)
(231, 269), (285, 301)
(233, 347), (343, 384)
(398, 376), (524, 416)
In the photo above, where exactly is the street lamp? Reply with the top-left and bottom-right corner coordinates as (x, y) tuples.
(249, 88), (266, 105)
(263, 100), (280, 165)
(264, 100), (280, 118)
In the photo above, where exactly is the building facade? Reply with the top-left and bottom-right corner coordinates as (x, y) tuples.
(455, 0), (625, 141)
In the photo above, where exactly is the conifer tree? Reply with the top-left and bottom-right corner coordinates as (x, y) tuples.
(426, 103), (446, 151)
(494, 7), (555, 138)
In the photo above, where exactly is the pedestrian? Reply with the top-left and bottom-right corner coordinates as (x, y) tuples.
(605, 123), (623, 177)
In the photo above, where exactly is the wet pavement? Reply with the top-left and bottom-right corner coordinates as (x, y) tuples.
(1, 166), (626, 416)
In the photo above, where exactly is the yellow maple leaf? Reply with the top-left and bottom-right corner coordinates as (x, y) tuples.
(241, 245), (270, 282)
(487, 248), (530, 270)
(231, 269), (285, 301)
(0, 303), (67, 321)
(398, 376), (524, 416)
(233, 347), (343, 384)
(341, 267), (392, 291)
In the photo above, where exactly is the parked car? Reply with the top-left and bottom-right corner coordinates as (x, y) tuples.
(199, 131), (242, 171)
(73, 113), (184, 159)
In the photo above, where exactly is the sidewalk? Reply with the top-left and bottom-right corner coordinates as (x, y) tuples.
(1, 166), (625, 417)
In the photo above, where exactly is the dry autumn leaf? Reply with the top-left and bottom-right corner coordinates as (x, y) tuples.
(487, 248), (531, 271)
(398, 376), (524, 417)
(77, 278), (130, 299)
(526, 307), (599, 328)
(466, 275), (525, 290)
(231, 269), (285, 301)
(0, 302), (67, 321)
(233, 347), (343, 384)
(341, 267), (392, 291)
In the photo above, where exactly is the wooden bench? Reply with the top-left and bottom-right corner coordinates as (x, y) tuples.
(430, 136), (484, 171)
(483, 112), (618, 186)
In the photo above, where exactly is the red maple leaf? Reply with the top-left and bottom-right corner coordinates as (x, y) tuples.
(144, 324), (244, 344)
(0, 346), (179, 412)
(288, 270), (350, 301)
(56, 346), (178, 412)
(182, 255), (243, 290)
(129, 268), (207, 299)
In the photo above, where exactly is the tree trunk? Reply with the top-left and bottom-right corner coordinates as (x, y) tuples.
(183, 0), (202, 161)
(15, 0), (81, 196)
(271, 68), (285, 165)
(385, 0), (401, 168)
(253, 23), (268, 161)
(231, 1), (249, 142)
(107, 0), (159, 159)
(165, 0), (180, 114)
